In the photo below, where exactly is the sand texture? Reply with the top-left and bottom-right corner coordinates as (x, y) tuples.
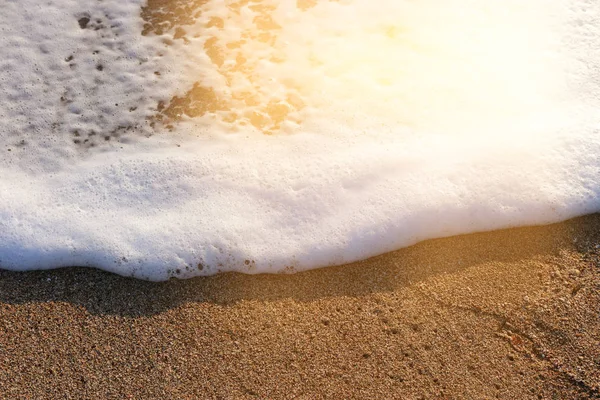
(1, 1), (600, 398)
(1, 214), (599, 399)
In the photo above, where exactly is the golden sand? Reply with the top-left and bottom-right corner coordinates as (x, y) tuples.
(1, 215), (598, 398)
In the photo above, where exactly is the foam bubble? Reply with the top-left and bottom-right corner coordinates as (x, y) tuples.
(1, 0), (600, 280)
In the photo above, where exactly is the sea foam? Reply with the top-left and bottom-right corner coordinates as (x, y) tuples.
(0, 0), (599, 280)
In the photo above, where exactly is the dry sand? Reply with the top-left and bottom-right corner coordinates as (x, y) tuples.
(1, 214), (599, 399)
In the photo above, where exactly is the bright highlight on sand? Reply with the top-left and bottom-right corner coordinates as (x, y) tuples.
(0, 0), (599, 280)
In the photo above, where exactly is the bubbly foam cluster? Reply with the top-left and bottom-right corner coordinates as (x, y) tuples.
(1, 0), (599, 280)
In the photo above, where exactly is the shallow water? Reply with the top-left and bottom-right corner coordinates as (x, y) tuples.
(1, 0), (599, 280)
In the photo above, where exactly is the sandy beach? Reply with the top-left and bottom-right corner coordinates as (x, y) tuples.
(0, 1), (599, 397)
(1, 214), (598, 399)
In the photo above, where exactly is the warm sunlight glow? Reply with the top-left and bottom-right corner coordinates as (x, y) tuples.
(166, 0), (565, 139)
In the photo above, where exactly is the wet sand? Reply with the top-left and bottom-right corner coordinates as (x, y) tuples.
(1, 214), (599, 399)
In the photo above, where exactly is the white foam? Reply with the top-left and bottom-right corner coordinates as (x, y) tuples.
(1, 0), (600, 280)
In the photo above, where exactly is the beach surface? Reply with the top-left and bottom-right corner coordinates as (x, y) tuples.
(1, 214), (599, 399)
(1, 1), (599, 398)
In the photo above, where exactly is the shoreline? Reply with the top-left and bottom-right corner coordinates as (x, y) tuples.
(1, 214), (599, 398)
